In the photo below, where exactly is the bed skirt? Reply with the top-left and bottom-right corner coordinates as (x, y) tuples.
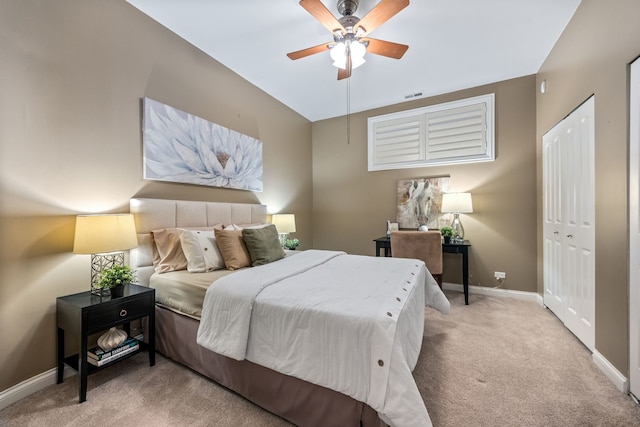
(150, 305), (385, 427)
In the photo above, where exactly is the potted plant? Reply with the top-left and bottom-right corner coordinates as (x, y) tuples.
(284, 238), (300, 250)
(96, 265), (136, 297)
(440, 226), (454, 244)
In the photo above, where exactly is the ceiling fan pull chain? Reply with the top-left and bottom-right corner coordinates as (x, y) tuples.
(347, 77), (351, 144)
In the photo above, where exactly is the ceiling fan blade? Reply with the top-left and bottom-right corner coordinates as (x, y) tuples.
(299, 0), (346, 35)
(287, 42), (334, 60)
(355, 0), (410, 35)
(337, 55), (352, 80)
(362, 38), (408, 59)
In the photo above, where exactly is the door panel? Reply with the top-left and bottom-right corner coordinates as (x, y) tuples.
(543, 97), (595, 352)
(543, 130), (564, 317)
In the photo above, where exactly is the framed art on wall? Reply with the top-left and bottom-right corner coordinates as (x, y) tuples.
(142, 97), (263, 192)
(396, 176), (450, 230)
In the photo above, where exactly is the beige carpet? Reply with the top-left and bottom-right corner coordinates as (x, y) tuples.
(2, 291), (639, 426)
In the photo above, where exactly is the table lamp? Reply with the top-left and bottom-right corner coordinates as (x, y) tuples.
(441, 193), (473, 241)
(271, 213), (296, 247)
(73, 214), (138, 295)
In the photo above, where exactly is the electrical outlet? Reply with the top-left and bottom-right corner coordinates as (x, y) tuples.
(494, 271), (506, 280)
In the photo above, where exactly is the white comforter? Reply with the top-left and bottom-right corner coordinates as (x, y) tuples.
(196, 250), (450, 427)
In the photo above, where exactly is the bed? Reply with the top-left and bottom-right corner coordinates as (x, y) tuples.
(130, 198), (449, 427)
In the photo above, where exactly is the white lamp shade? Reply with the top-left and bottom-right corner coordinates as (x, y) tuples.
(350, 41), (366, 69)
(330, 42), (347, 69)
(441, 193), (473, 214)
(73, 214), (138, 254)
(271, 214), (296, 233)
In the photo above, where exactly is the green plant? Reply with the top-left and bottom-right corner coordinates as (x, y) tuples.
(440, 226), (454, 238)
(284, 238), (300, 250)
(96, 265), (136, 289)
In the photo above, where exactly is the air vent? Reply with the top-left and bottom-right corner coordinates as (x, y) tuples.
(404, 91), (424, 100)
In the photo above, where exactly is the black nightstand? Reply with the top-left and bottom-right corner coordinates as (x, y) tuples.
(56, 284), (155, 403)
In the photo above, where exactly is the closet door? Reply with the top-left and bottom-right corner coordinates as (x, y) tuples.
(630, 57), (640, 400)
(543, 97), (595, 352)
(542, 124), (564, 318)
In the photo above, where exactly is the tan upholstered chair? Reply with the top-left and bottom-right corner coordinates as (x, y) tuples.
(390, 231), (443, 288)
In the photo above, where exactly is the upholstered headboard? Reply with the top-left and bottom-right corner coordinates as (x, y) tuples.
(129, 198), (268, 286)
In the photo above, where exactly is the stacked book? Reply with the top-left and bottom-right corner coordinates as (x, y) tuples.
(88, 337), (139, 367)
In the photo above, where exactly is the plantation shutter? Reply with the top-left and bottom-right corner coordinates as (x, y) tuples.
(371, 114), (424, 167)
(368, 94), (494, 171)
(426, 103), (487, 160)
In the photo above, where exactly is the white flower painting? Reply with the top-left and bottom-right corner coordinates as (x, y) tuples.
(143, 98), (263, 192)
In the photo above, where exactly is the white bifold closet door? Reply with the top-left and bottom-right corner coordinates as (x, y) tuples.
(543, 96), (595, 352)
(630, 57), (640, 401)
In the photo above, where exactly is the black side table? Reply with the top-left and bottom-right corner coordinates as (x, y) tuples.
(373, 236), (472, 305)
(56, 284), (155, 402)
(442, 241), (471, 305)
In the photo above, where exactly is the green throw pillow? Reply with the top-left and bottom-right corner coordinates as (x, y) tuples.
(242, 224), (286, 266)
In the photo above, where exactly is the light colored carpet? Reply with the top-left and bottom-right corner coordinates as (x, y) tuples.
(2, 291), (639, 426)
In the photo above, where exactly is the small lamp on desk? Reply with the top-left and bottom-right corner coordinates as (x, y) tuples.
(73, 214), (138, 296)
(441, 193), (473, 242)
(271, 213), (296, 247)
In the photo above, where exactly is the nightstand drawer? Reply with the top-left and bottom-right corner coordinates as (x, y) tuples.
(88, 297), (150, 330)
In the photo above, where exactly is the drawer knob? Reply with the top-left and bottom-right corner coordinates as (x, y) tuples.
(120, 309), (128, 317)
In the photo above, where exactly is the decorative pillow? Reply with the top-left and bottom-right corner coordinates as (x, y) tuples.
(150, 226), (220, 274)
(214, 228), (252, 270)
(178, 229), (225, 273)
(242, 224), (286, 267)
(150, 228), (188, 273)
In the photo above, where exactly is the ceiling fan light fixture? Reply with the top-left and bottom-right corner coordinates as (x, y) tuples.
(330, 40), (366, 70)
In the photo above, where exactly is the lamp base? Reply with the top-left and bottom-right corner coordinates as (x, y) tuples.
(278, 233), (290, 248)
(451, 213), (465, 242)
(91, 252), (124, 296)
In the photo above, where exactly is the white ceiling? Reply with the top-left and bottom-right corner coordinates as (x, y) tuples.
(126, 0), (581, 122)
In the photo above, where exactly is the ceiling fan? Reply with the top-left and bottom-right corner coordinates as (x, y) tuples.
(287, 0), (410, 80)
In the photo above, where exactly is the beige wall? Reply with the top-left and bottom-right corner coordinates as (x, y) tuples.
(536, 0), (640, 375)
(3, 0), (639, 396)
(0, 0), (312, 391)
(312, 75), (538, 292)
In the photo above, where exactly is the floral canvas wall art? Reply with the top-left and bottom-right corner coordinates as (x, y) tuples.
(143, 98), (263, 191)
(396, 176), (450, 230)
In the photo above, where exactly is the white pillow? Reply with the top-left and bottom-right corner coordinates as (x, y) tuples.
(178, 229), (225, 272)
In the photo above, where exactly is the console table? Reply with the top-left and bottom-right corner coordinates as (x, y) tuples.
(373, 236), (471, 305)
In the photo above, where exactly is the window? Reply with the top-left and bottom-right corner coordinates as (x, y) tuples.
(368, 94), (495, 171)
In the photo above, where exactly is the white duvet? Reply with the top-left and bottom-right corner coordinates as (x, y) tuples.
(196, 250), (450, 427)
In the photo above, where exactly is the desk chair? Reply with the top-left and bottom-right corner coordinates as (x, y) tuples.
(390, 231), (443, 288)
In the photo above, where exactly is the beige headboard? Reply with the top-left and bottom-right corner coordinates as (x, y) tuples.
(129, 198), (268, 286)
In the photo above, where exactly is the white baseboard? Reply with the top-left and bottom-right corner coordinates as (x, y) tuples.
(593, 350), (630, 394)
(0, 366), (76, 411)
(443, 282), (543, 305)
